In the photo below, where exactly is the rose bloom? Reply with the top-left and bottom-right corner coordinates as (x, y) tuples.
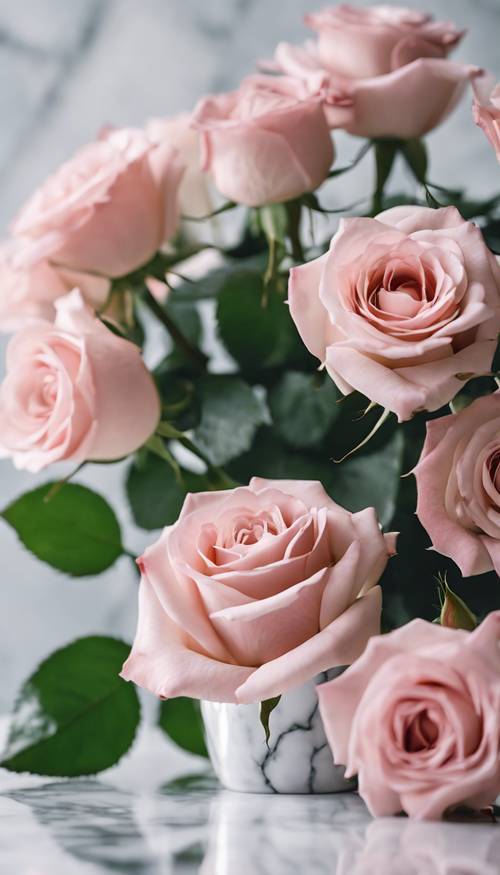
(318, 613), (500, 820)
(147, 113), (214, 220)
(0, 239), (110, 332)
(414, 392), (500, 577)
(11, 127), (184, 278)
(0, 289), (160, 472)
(270, 5), (477, 139)
(289, 206), (500, 422)
(192, 75), (334, 207)
(473, 76), (500, 162)
(121, 478), (395, 704)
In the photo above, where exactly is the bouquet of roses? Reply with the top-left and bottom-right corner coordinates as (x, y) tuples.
(2, 3), (500, 821)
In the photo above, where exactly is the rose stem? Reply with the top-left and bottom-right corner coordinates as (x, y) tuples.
(141, 287), (207, 372)
(286, 200), (305, 263)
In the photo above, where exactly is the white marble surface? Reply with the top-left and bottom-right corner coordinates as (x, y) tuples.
(2, 0), (500, 716)
(1, 719), (500, 874)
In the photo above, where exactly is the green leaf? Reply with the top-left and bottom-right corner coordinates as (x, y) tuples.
(193, 375), (269, 466)
(373, 139), (400, 205)
(126, 451), (187, 530)
(158, 697), (208, 757)
(228, 427), (402, 527)
(158, 299), (202, 373)
(0, 637), (140, 776)
(216, 270), (313, 378)
(329, 430), (404, 527)
(400, 138), (428, 183)
(2, 483), (123, 576)
(269, 371), (340, 449)
(482, 219), (500, 254)
(260, 696), (281, 747)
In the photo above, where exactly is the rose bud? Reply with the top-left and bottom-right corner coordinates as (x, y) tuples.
(305, 5), (464, 79)
(270, 6), (478, 139)
(0, 289), (160, 472)
(192, 75), (334, 207)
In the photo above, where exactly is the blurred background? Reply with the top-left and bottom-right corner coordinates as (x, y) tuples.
(1, 0), (499, 714)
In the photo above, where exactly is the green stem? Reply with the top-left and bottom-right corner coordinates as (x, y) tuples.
(286, 201), (305, 263)
(263, 235), (278, 290)
(371, 139), (399, 216)
(141, 288), (207, 372)
(177, 435), (236, 489)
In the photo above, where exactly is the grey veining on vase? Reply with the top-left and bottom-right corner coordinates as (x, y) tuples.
(2, 0), (500, 715)
(201, 670), (355, 793)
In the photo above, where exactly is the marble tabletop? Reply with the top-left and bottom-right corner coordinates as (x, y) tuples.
(4, 773), (500, 874)
(1, 722), (500, 875)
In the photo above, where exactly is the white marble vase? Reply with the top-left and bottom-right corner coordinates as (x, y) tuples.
(200, 669), (355, 794)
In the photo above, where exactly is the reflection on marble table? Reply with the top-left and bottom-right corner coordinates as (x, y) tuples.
(2, 772), (500, 874)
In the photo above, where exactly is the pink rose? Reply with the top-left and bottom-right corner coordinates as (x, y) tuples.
(269, 6), (476, 139)
(147, 113), (214, 219)
(305, 5), (463, 79)
(192, 75), (334, 207)
(318, 613), (500, 820)
(11, 127), (184, 278)
(473, 76), (500, 162)
(0, 289), (160, 472)
(273, 43), (478, 139)
(0, 240), (110, 332)
(121, 478), (395, 704)
(414, 392), (500, 577)
(289, 206), (500, 422)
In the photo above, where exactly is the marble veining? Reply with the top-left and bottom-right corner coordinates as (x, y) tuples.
(201, 670), (355, 794)
(2, 766), (500, 874)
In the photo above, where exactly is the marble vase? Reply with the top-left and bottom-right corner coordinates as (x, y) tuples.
(200, 669), (355, 794)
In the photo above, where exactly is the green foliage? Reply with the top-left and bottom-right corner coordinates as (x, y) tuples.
(193, 374), (269, 466)
(268, 371), (340, 449)
(158, 698), (208, 757)
(216, 270), (313, 378)
(126, 450), (187, 530)
(1, 637), (139, 776)
(228, 425), (403, 529)
(2, 483), (123, 576)
(400, 138), (428, 183)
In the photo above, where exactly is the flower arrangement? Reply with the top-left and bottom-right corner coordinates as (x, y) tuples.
(2, 3), (500, 820)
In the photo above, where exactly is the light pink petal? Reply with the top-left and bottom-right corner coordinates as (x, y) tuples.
(120, 574), (254, 703)
(317, 619), (464, 764)
(279, 257), (331, 363)
(209, 567), (328, 666)
(344, 60), (478, 139)
(325, 344), (428, 421)
(140, 532), (233, 662)
(235, 586), (382, 704)
(249, 476), (335, 510)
